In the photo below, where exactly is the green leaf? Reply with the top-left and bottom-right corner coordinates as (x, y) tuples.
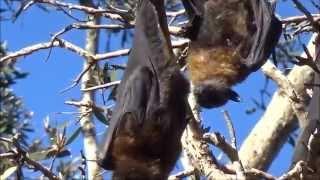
(14, 71), (29, 79)
(110, 70), (118, 82)
(21, 127), (34, 132)
(66, 127), (81, 146)
(55, 149), (71, 158)
(28, 150), (51, 161)
(93, 107), (109, 125)
(0, 166), (18, 179)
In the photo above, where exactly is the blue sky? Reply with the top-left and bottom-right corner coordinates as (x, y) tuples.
(1, 0), (318, 178)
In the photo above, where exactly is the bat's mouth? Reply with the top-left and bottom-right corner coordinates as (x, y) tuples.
(193, 84), (240, 108)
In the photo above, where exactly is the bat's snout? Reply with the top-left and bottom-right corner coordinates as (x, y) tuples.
(193, 84), (240, 108)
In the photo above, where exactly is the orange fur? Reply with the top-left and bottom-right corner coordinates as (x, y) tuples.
(188, 46), (247, 86)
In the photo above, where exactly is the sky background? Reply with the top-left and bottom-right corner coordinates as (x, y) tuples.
(1, 0), (318, 178)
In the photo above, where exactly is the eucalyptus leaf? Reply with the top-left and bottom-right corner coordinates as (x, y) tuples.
(93, 107), (109, 125)
(66, 127), (82, 146)
(0, 166), (18, 180)
(28, 150), (51, 161)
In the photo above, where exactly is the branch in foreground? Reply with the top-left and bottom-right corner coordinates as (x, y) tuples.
(182, 122), (235, 180)
(278, 161), (315, 180)
(168, 168), (195, 180)
(203, 132), (238, 162)
(181, 86), (236, 179)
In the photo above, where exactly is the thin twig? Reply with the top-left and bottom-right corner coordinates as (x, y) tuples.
(60, 61), (95, 93)
(203, 132), (238, 162)
(222, 110), (245, 179)
(168, 168), (195, 180)
(291, 0), (320, 32)
(34, 0), (126, 22)
(81, 80), (120, 91)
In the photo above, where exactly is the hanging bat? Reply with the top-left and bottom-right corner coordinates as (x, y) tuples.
(99, 0), (190, 179)
(181, 0), (282, 108)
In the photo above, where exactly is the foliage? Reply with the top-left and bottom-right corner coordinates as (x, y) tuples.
(0, 42), (32, 174)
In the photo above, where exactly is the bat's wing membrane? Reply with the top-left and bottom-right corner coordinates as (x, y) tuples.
(181, 0), (282, 70)
(243, 0), (282, 71)
(99, 0), (175, 170)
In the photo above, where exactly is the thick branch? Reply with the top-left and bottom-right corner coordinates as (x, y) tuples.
(78, 13), (101, 180)
(262, 60), (308, 128)
(181, 86), (236, 179)
(239, 34), (317, 170)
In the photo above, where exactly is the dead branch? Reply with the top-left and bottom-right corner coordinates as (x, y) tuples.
(0, 39), (188, 63)
(282, 14), (320, 25)
(34, 0), (127, 22)
(81, 80), (120, 92)
(291, 0), (320, 32)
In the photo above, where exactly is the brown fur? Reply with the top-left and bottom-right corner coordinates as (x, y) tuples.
(184, 0), (256, 108)
(188, 46), (248, 86)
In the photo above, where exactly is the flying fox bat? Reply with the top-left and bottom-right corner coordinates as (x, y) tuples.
(99, 0), (190, 179)
(181, 0), (282, 108)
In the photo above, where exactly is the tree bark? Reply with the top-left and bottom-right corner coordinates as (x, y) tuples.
(239, 34), (318, 170)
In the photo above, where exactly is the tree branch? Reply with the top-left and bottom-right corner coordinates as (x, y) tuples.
(239, 34), (318, 170)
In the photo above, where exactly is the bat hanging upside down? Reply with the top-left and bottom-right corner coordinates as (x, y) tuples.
(182, 0), (282, 108)
(99, 0), (190, 179)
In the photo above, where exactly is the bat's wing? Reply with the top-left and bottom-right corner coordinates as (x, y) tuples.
(181, 0), (282, 70)
(99, 66), (154, 169)
(99, 0), (175, 170)
(243, 0), (282, 71)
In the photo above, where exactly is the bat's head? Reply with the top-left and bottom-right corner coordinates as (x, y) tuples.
(193, 79), (240, 108)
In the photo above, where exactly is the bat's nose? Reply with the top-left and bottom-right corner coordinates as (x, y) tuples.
(228, 89), (241, 102)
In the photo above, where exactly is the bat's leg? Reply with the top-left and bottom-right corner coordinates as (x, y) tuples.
(181, 0), (203, 40)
